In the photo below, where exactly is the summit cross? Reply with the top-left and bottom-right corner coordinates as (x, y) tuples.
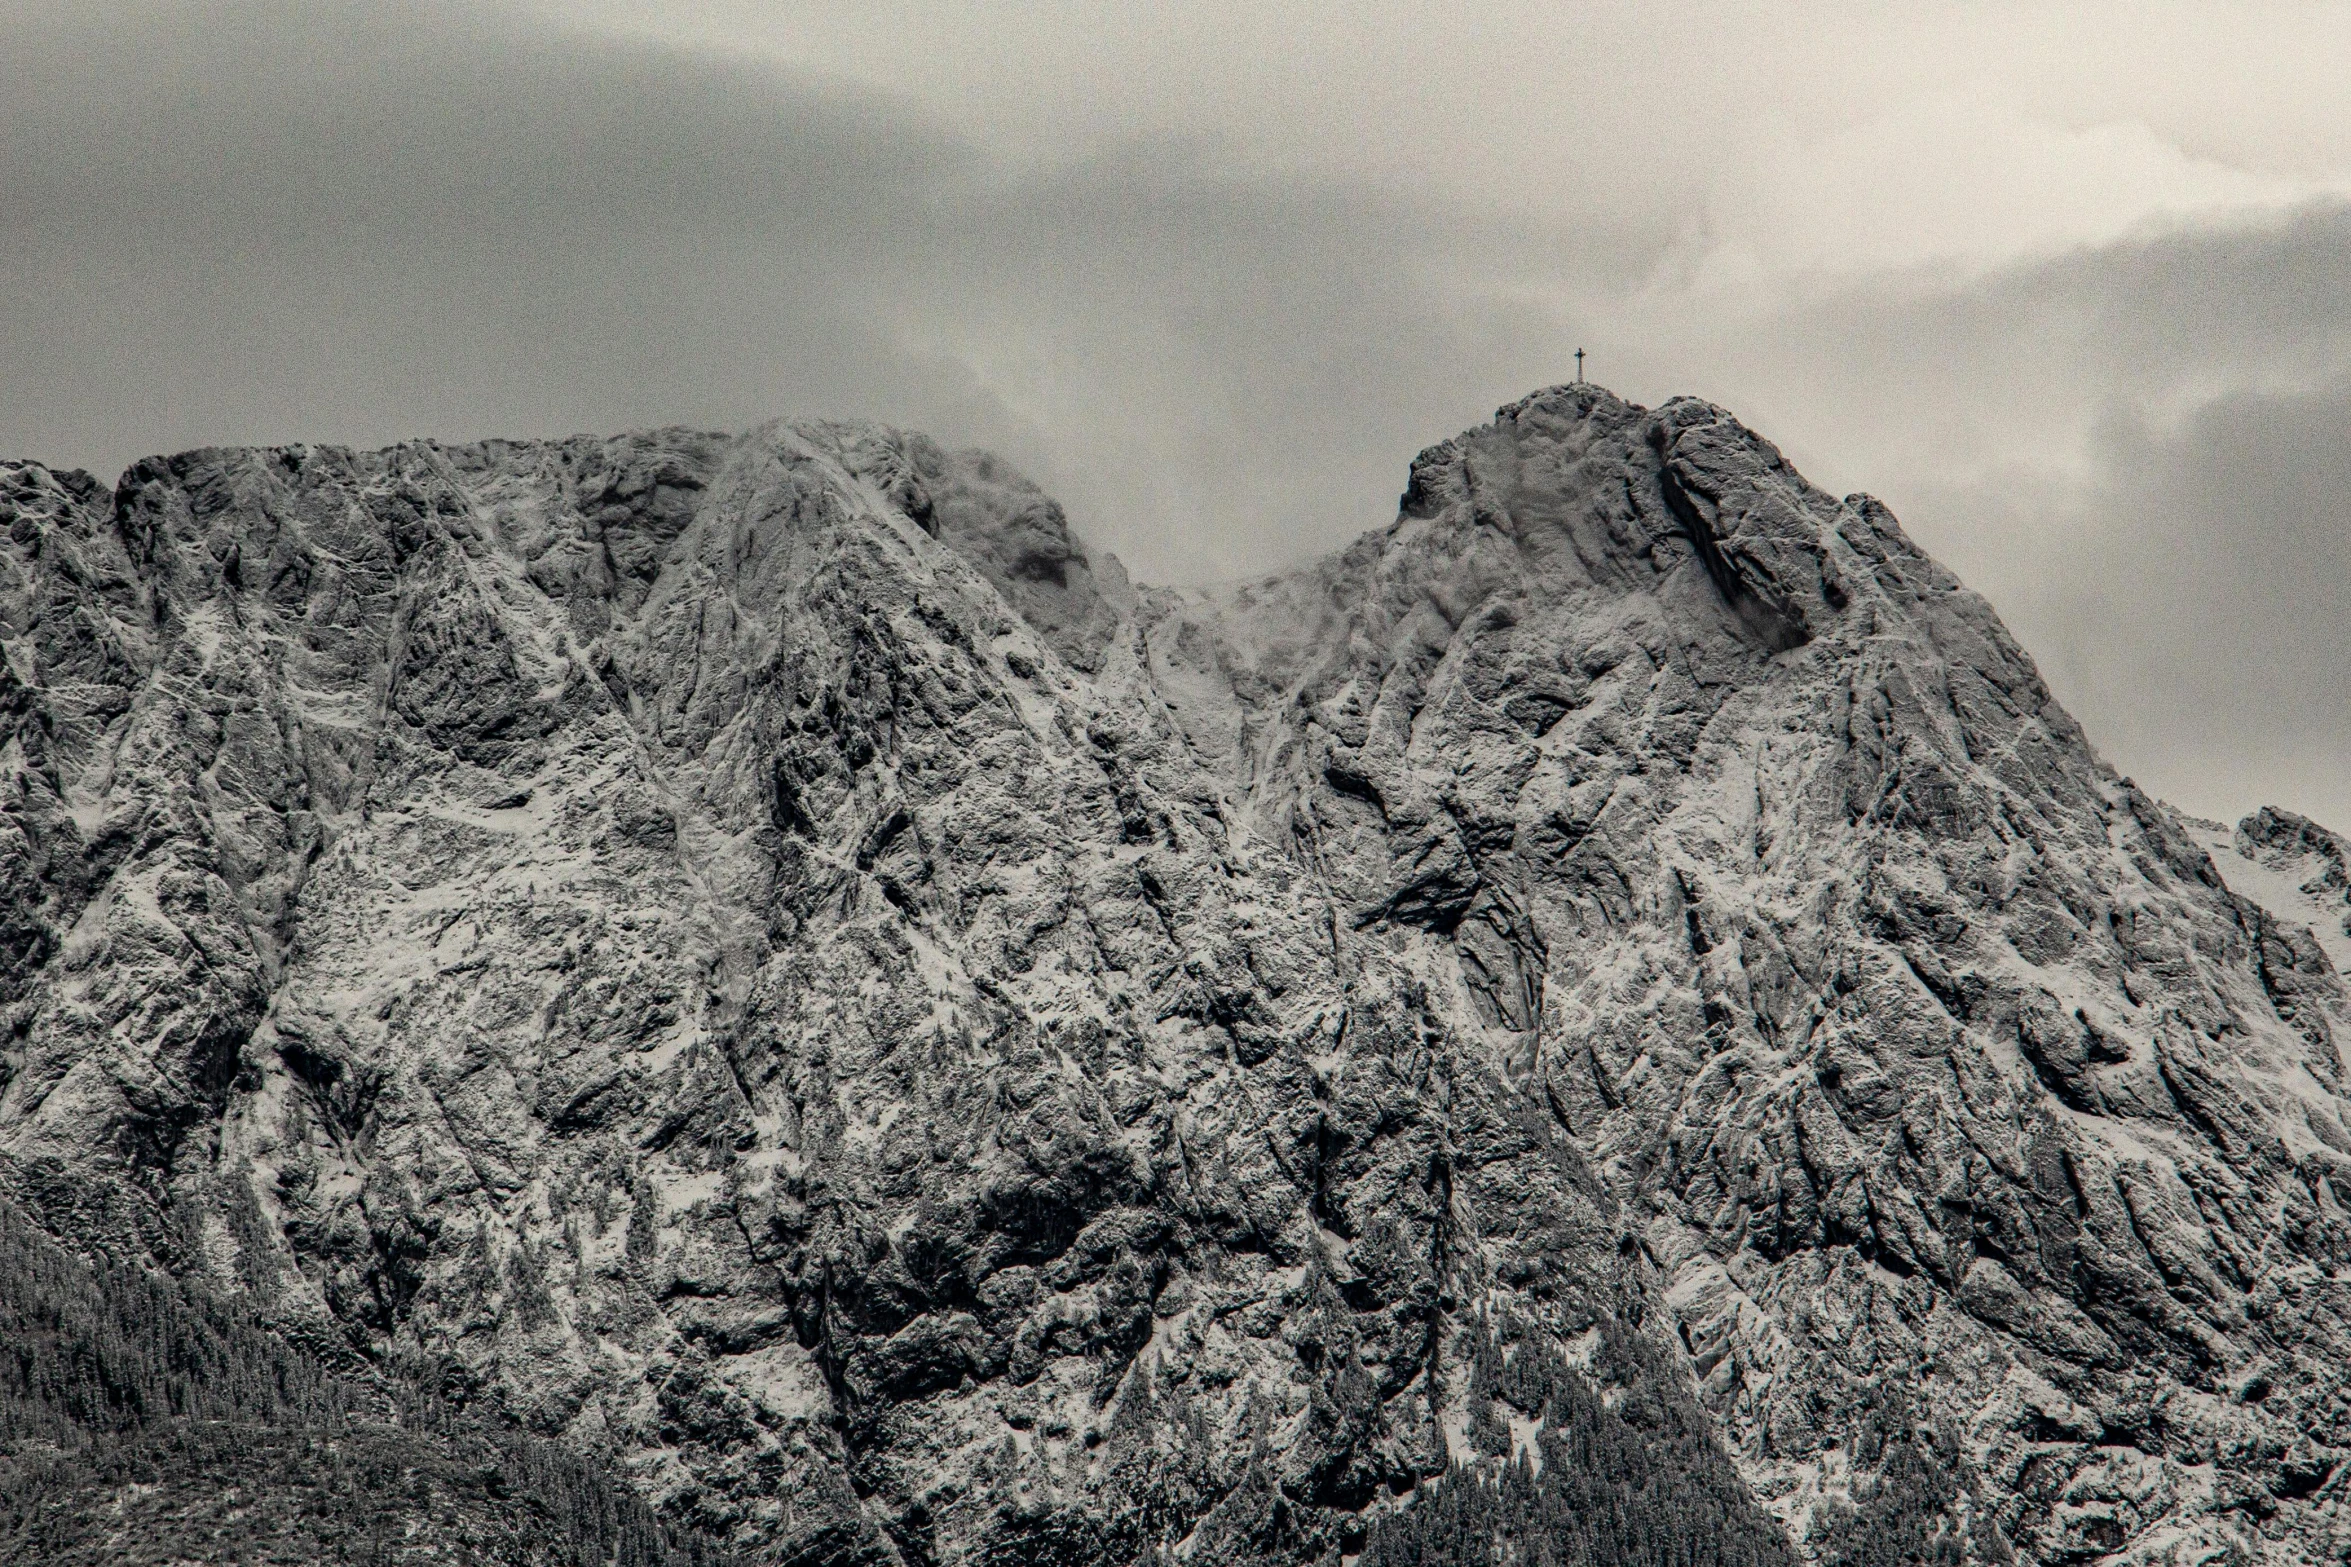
(1575, 348), (1585, 382)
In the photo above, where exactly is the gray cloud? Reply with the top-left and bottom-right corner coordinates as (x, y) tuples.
(2, 1), (2347, 826)
(1896, 373), (2351, 830)
(0, 3), (983, 471)
(0, 0), (1636, 584)
(1724, 207), (2351, 826)
(1712, 202), (2351, 491)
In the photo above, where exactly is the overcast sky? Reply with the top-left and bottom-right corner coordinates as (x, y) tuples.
(5, 1), (2348, 826)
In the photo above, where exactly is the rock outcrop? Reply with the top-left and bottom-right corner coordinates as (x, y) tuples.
(4, 385), (2349, 1564)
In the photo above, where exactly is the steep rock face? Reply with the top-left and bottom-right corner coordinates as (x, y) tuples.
(2, 387), (2348, 1564)
(1155, 389), (2351, 1562)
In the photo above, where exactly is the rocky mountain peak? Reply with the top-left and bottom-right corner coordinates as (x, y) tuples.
(5, 387), (2350, 1565)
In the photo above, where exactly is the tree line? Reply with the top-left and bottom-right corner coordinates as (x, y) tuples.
(0, 1196), (734, 1565)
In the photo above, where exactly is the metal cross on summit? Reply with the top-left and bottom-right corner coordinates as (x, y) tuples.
(1575, 348), (1586, 382)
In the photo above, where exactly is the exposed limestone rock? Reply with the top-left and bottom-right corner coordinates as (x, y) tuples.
(5, 386), (2349, 1563)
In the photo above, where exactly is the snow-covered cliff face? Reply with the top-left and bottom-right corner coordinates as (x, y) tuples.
(5, 385), (2349, 1564)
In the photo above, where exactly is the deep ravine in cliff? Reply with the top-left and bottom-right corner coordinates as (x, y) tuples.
(5, 384), (2351, 1565)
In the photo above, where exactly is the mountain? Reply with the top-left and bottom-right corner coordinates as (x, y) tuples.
(4, 384), (2348, 1564)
